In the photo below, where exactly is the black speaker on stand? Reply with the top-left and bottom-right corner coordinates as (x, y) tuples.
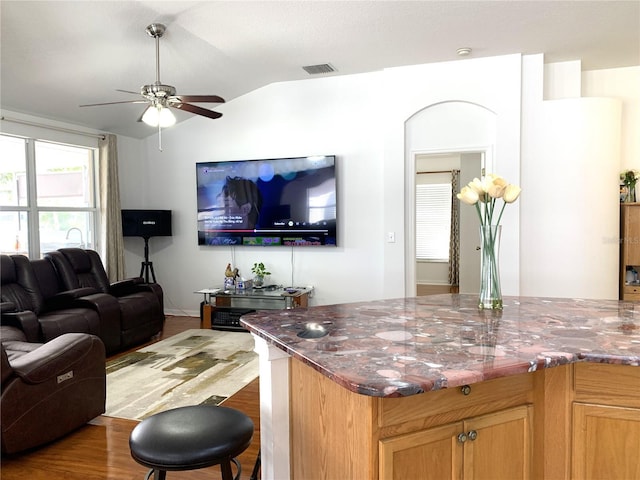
(122, 210), (172, 284)
(139, 236), (156, 283)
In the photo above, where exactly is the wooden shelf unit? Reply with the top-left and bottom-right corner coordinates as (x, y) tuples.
(620, 203), (640, 300)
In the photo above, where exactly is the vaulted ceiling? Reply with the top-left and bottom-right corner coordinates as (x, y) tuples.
(2, 1), (638, 139)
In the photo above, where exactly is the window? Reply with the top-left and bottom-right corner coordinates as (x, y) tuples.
(0, 134), (98, 258)
(307, 179), (336, 224)
(416, 174), (452, 261)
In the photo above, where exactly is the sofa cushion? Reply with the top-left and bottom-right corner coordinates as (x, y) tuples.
(0, 255), (45, 314)
(1, 326), (38, 365)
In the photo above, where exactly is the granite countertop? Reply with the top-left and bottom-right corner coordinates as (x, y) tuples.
(240, 294), (640, 398)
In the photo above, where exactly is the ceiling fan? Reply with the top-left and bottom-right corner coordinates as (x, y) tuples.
(80, 23), (224, 136)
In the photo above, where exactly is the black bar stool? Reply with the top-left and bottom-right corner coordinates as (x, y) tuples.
(129, 405), (254, 480)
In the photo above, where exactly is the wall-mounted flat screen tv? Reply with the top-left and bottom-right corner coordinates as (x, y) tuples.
(196, 155), (337, 246)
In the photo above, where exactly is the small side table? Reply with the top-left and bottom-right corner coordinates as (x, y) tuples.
(195, 286), (313, 331)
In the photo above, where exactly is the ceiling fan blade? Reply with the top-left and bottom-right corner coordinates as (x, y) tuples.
(171, 95), (225, 104)
(116, 89), (143, 96)
(80, 100), (148, 107)
(172, 102), (222, 119)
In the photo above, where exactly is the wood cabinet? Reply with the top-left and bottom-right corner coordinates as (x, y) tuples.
(289, 358), (535, 480)
(620, 203), (640, 300)
(379, 405), (532, 480)
(286, 354), (639, 480)
(572, 363), (640, 479)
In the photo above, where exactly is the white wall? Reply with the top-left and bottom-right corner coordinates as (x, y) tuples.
(117, 54), (636, 315)
(6, 56), (637, 315)
(520, 56), (622, 299)
(383, 54), (523, 298)
(0, 111), (102, 148)
(582, 66), (640, 170)
(126, 73), (385, 314)
(127, 55), (527, 315)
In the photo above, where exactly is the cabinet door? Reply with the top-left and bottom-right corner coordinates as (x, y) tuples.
(463, 405), (533, 480)
(623, 205), (640, 265)
(379, 422), (463, 480)
(572, 403), (640, 480)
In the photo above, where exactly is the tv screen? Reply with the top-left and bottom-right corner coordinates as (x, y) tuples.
(196, 155), (337, 246)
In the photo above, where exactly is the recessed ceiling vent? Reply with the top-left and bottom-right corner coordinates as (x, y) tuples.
(302, 63), (336, 75)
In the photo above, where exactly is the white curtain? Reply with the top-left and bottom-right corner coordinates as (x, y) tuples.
(98, 134), (126, 280)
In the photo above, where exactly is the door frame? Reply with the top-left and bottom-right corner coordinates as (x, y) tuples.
(405, 146), (493, 297)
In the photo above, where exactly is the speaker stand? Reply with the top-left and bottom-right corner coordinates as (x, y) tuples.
(139, 236), (157, 283)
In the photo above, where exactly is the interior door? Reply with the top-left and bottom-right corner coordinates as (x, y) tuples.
(458, 153), (483, 294)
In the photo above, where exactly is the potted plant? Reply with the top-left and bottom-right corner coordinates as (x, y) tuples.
(621, 169), (639, 202)
(251, 262), (271, 287)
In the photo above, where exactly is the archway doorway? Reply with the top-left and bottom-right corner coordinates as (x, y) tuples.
(404, 101), (497, 297)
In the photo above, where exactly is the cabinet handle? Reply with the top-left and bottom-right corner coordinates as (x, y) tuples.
(467, 430), (478, 441)
(460, 385), (471, 395)
(457, 432), (468, 444)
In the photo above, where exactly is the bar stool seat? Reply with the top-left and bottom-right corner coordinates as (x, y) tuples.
(129, 405), (254, 480)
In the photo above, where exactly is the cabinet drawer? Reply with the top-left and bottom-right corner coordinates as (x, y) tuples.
(622, 292), (640, 301)
(623, 285), (640, 295)
(379, 372), (533, 434)
(574, 363), (640, 408)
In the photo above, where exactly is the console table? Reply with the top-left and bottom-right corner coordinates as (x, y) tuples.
(195, 286), (313, 331)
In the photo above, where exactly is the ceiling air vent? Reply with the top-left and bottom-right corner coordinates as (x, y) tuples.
(302, 63), (336, 75)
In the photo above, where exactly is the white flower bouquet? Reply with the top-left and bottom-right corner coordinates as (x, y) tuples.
(457, 174), (521, 310)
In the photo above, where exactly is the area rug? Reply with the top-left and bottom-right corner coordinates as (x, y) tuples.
(104, 329), (258, 420)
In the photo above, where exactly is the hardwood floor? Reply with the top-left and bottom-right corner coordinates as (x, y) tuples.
(1, 316), (261, 480)
(416, 284), (458, 296)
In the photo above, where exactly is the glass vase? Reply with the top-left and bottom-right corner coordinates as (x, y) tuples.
(479, 225), (503, 310)
(627, 184), (637, 203)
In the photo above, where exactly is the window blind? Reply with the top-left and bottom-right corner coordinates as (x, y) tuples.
(416, 182), (452, 261)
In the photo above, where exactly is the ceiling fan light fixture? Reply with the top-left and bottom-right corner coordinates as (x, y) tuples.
(80, 22), (222, 143)
(142, 105), (176, 128)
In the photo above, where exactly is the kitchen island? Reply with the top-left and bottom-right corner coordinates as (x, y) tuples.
(240, 294), (640, 479)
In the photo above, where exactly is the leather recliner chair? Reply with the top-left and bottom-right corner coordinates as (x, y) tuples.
(31, 258), (122, 353)
(46, 248), (165, 350)
(0, 255), (111, 348)
(0, 325), (106, 455)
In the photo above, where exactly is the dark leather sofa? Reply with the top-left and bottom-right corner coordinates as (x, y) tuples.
(31, 257), (122, 353)
(0, 249), (165, 354)
(46, 248), (165, 351)
(1, 324), (106, 454)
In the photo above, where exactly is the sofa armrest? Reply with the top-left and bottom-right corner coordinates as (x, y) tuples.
(0, 311), (40, 342)
(111, 277), (161, 294)
(70, 293), (121, 353)
(44, 287), (101, 311)
(55, 287), (100, 301)
(73, 292), (120, 313)
(108, 278), (140, 296)
(10, 333), (105, 384)
(1, 302), (17, 314)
